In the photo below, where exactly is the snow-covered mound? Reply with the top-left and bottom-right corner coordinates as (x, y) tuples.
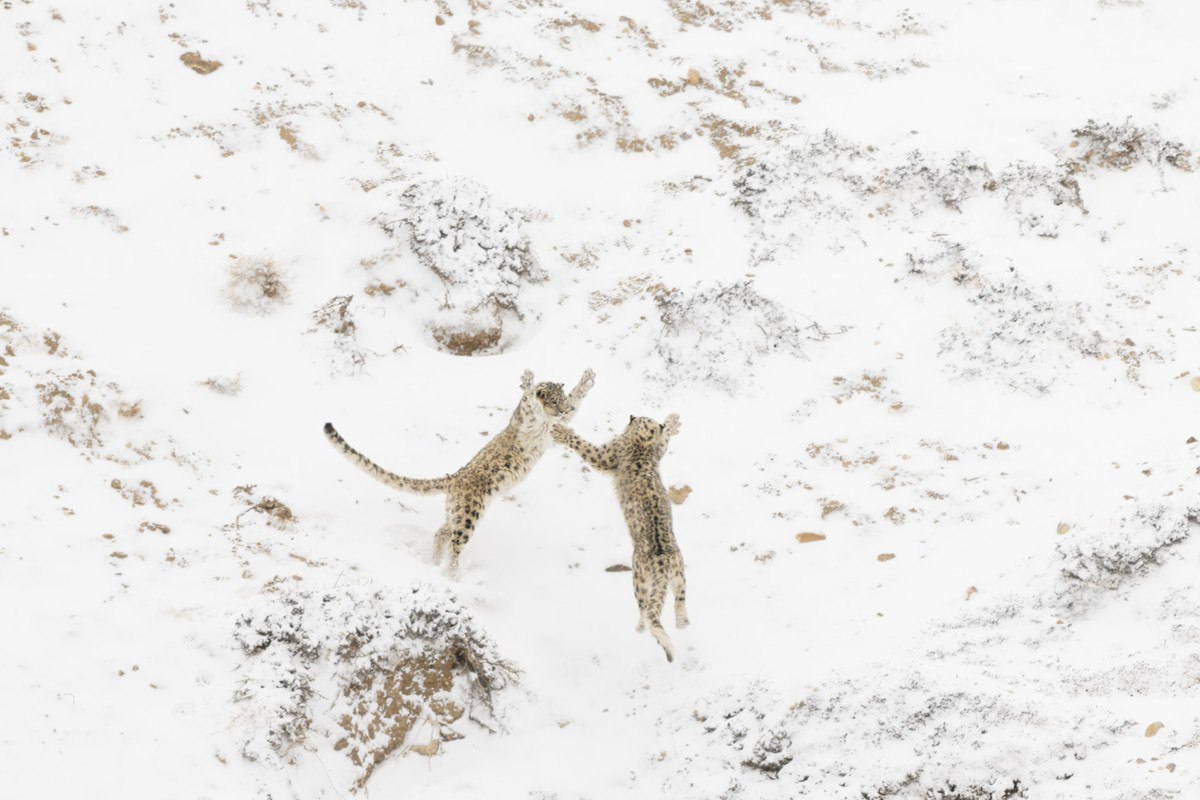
(233, 582), (518, 791)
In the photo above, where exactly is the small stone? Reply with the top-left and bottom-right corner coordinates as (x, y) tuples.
(1056, 523), (1070, 535)
(796, 532), (826, 544)
(1145, 721), (1165, 737)
(1191, 376), (1200, 392)
(877, 553), (895, 562)
(965, 586), (978, 600)
(605, 564), (632, 572)
(435, 15), (445, 25)
(686, 69), (701, 86)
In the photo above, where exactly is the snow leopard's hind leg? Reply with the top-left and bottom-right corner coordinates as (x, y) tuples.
(445, 492), (487, 578)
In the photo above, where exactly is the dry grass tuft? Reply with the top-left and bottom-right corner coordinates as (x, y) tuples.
(225, 257), (290, 315)
(233, 484), (297, 530)
(201, 374), (243, 395)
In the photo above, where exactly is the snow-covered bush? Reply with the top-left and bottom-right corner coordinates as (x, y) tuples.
(381, 177), (545, 314)
(376, 176), (546, 356)
(652, 281), (846, 393)
(727, 121), (1193, 253)
(1069, 119), (1193, 173)
(225, 256), (291, 315)
(995, 162), (1085, 238)
(1058, 502), (1197, 595)
(937, 267), (1104, 395)
(232, 582), (519, 791)
(660, 673), (1070, 799)
(876, 150), (994, 213)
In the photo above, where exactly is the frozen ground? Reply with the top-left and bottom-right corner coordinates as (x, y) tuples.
(2, 1), (1199, 797)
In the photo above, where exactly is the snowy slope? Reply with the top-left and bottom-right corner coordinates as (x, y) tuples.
(2, 0), (1199, 797)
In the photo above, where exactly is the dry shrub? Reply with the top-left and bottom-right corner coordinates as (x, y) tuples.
(308, 295), (368, 372)
(1069, 119), (1192, 173)
(201, 374), (243, 395)
(652, 280), (846, 393)
(233, 484), (297, 531)
(429, 320), (504, 357)
(1, 309), (140, 456)
(233, 583), (518, 791)
(225, 257), (291, 315)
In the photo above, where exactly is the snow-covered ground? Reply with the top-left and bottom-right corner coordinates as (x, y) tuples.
(3, 1), (1199, 797)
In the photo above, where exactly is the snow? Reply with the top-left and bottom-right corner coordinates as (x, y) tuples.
(2, 0), (1199, 798)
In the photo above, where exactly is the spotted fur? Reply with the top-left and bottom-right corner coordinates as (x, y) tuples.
(552, 413), (687, 662)
(325, 368), (594, 576)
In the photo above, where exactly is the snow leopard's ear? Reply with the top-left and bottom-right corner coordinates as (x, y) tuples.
(629, 415), (635, 423)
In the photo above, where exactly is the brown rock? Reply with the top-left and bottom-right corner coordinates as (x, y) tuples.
(1056, 523), (1070, 535)
(180, 51), (222, 75)
(605, 564), (632, 572)
(796, 532), (826, 544)
(1146, 721), (1165, 737)
(877, 553), (895, 562)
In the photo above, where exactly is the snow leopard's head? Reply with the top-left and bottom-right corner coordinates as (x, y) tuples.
(534, 382), (569, 417)
(626, 415), (666, 446)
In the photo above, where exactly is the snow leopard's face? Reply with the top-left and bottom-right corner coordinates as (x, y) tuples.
(534, 382), (568, 417)
(626, 416), (665, 445)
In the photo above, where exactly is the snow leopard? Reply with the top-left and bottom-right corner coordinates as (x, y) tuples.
(325, 368), (595, 576)
(552, 413), (687, 662)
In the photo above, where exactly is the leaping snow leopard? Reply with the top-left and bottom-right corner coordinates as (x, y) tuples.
(325, 368), (594, 576)
(552, 413), (688, 662)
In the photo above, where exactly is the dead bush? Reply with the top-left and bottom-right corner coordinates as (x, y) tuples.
(225, 257), (291, 315)
(232, 583), (518, 791)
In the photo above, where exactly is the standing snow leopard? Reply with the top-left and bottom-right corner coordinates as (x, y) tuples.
(552, 414), (688, 662)
(325, 368), (594, 576)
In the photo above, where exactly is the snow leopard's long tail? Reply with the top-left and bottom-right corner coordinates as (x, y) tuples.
(324, 422), (450, 496)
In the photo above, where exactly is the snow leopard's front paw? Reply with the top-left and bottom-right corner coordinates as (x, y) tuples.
(550, 424), (572, 445)
(663, 413), (681, 437)
(520, 369), (535, 392)
(578, 368), (595, 393)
